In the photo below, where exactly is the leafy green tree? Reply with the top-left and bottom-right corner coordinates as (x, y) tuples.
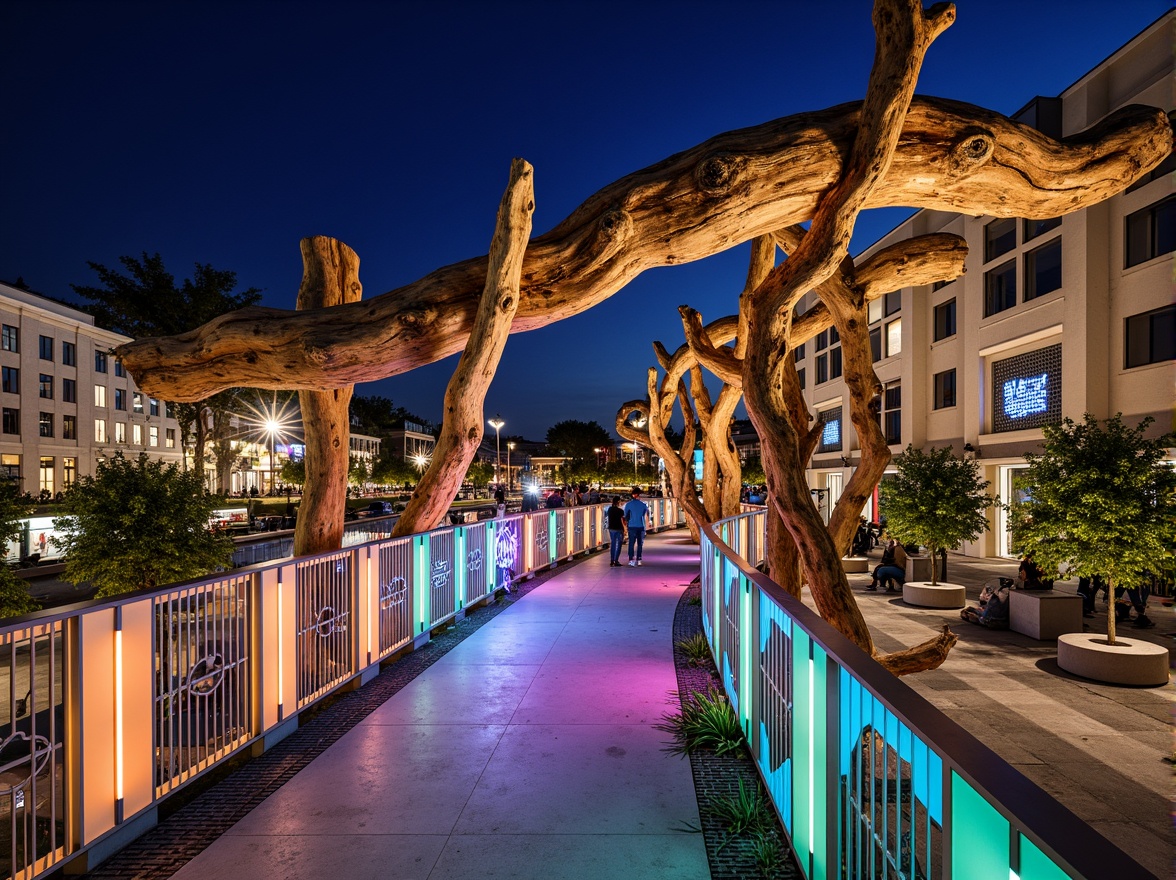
(545, 420), (613, 465)
(878, 445), (993, 585)
(465, 461), (495, 493)
(371, 455), (417, 489)
(1010, 414), (1176, 645)
(0, 484), (37, 619)
(741, 456), (766, 486)
(72, 254), (263, 475)
(348, 455), (370, 488)
(56, 453), (234, 597)
(280, 457), (306, 488)
(350, 395), (433, 435)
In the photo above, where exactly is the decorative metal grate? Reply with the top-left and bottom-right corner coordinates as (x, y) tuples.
(295, 552), (353, 707)
(376, 538), (413, 658)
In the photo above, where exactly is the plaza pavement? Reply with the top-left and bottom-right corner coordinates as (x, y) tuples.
(843, 550), (1173, 879)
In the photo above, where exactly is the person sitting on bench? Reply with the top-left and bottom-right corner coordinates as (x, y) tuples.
(867, 540), (907, 593)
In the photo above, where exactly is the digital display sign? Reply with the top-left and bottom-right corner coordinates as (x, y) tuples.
(992, 344), (1061, 432)
(818, 408), (842, 452)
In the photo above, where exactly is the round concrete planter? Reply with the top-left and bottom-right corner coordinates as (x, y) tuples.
(902, 581), (966, 609)
(841, 556), (869, 573)
(1057, 633), (1170, 687)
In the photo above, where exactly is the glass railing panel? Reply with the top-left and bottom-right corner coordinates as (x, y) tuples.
(376, 537), (413, 658)
(427, 529), (457, 628)
(295, 551), (353, 707)
(951, 770), (1011, 879)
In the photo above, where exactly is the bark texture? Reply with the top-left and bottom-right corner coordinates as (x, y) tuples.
(117, 96), (1172, 401)
(294, 237), (363, 556)
(391, 159), (534, 536)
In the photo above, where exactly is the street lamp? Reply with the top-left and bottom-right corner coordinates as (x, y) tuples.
(507, 441), (515, 492)
(265, 418), (279, 495)
(628, 415), (647, 485)
(488, 416), (504, 489)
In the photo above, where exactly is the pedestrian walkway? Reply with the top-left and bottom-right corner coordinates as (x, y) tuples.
(844, 551), (1174, 879)
(170, 532), (709, 880)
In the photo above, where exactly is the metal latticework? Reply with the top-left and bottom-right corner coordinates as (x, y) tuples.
(295, 552), (353, 707)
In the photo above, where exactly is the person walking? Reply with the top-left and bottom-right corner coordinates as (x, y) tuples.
(623, 488), (650, 566)
(605, 496), (626, 566)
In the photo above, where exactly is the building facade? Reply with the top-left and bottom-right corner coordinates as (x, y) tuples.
(0, 282), (183, 495)
(797, 13), (1174, 558)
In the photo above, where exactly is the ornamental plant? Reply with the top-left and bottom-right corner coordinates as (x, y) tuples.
(56, 452), (234, 597)
(878, 445), (993, 585)
(0, 482), (38, 619)
(1009, 414), (1176, 646)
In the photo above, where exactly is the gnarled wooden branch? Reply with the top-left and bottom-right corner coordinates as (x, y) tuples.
(392, 158), (534, 536)
(293, 236), (362, 556)
(875, 625), (958, 676)
(118, 96), (1172, 401)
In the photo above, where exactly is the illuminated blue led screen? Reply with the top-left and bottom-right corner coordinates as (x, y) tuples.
(693, 449), (704, 481)
(818, 408), (842, 452)
(992, 344), (1061, 432)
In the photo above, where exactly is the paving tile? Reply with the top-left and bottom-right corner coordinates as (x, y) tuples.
(171, 834), (448, 880)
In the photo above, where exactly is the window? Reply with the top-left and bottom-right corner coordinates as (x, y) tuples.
(816, 353), (829, 384)
(1125, 196), (1175, 268)
(132, 424), (143, 445)
(94, 385), (107, 407)
(829, 345), (842, 380)
(885, 318), (902, 357)
(934, 369), (957, 409)
(818, 408), (842, 453)
(94, 419), (107, 443)
(1024, 216), (1061, 241)
(816, 327), (841, 382)
(61, 341), (76, 366)
(2, 408), (19, 435)
(62, 378), (76, 403)
(797, 367), (805, 390)
(870, 327), (882, 363)
(984, 260), (1017, 317)
(0, 454), (19, 482)
(1, 367), (18, 394)
(1125, 305), (1176, 369)
(95, 351), (107, 373)
(133, 391), (143, 413)
(815, 330), (829, 351)
(934, 299), (957, 341)
(931, 279), (950, 292)
(868, 298), (883, 324)
(38, 374), (52, 399)
(984, 217), (1016, 261)
(883, 384), (901, 445)
(1, 325), (17, 352)
(63, 457), (76, 489)
(149, 398), (159, 417)
(1024, 238), (1061, 301)
(38, 413), (52, 438)
(63, 415), (77, 440)
(149, 425), (159, 447)
(38, 335), (53, 361)
(166, 428), (176, 449)
(884, 291), (901, 317)
(114, 388), (126, 411)
(114, 360), (125, 378)
(114, 422), (126, 444)
(39, 457), (54, 494)
(794, 342), (805, 361)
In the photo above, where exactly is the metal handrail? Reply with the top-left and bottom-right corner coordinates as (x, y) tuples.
(698, 508), (1151, 880)
(0, 498), (685, 879)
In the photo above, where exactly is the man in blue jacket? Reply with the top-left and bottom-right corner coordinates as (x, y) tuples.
(623, 488), (650, 566)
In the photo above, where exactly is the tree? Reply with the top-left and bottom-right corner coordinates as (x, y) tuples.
(741, 456), (766, 486)
(1010, 414), (1176, 646)
(465, 461), (494, 493)
(56, 452), (234, 597)
(71, 253), (263, 479)
(279, 457), (306, 488)
(879, 446), (993, 586)
(348, 455), (370, 488)
(350, 395), (433, 436)
(0, 484), (37, 619)
(545, 420), (614, 465)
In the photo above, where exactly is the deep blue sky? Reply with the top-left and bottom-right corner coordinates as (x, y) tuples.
(2, 1), (1168, 441)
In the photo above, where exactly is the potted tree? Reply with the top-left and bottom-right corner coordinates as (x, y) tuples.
(1010, 414), (1174, 686)
(878, 445), (993, 607)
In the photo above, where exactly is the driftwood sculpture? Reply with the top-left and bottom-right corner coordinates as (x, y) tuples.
(116, 0), (1172, 669)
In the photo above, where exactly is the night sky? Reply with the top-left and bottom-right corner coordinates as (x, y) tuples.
(2, 1), (1168, 441)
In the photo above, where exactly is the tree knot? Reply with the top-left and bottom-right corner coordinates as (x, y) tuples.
(948, 127), (995, 173)
(694, 153), (746, 195)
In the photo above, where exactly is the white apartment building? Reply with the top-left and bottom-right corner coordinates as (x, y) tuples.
(798, 13), (1174, 559)
(0, 281), (183, 495)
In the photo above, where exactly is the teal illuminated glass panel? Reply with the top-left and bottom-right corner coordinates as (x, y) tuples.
(790, 630), (827, 879)
(757, 594), (792, 832)
(1019, 834), (1072, 880)
(952, 772), (1010, 879)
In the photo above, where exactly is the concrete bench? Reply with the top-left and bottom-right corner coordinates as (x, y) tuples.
(1057, 633), (1169, 686)
(902, 582), (966, 608)
(841, 556), (869, 573)
(1008, 590), (1083, 641)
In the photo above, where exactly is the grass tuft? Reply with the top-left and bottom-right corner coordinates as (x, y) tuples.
(710, 778), (773, 836)
(657, 685), (745, 756)
(674, 631), (713, 666)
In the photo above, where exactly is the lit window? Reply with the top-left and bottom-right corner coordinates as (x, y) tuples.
(132, 424), (142, 445)
(38, 412), (53, 438)
(94, 419), (107, 443)
(115, 422), (126, 444)
(166, 428), (176, 448)
(94, 385), (107, 407)
(149, 426), (159, 447)
(885, 319), (902, 357)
